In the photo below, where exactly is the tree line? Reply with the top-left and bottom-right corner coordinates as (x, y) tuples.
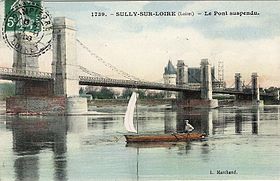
(80, 87), (165, 99)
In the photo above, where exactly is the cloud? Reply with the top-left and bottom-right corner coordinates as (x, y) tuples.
(76, 25), (280, 87)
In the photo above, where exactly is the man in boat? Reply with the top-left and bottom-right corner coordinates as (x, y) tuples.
(184, 120), (194, 133)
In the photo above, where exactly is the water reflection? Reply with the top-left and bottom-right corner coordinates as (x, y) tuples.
(164, 110), (176, 133)
(88, 116), (115, 131)
(235, 109), (243, 134)
(7, 116), (68, 181)
(252, 108), (260, 135)
(176, 108), (214, 135)
(1, 105), (279, 180)
(68, 116), (88, 133)
(201, 110), (213, 136)
(278, 106), (280, 120)
(163, 106), (265, 137)
(52, 118), (67, 181)
(14, 156), (39, 181)
(201, 142), (210, 162)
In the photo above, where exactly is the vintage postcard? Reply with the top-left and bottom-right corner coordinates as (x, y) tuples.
(0, 1), (279, 180)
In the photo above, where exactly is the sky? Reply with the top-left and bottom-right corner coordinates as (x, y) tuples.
(0, 1), (280, 88)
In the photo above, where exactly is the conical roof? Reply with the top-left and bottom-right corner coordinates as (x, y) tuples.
(164, 60), (177, 75)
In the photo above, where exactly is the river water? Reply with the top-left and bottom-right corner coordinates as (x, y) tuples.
(0, 104), (279, 180)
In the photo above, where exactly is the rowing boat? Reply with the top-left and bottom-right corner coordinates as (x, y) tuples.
(124, 133), (206, 143)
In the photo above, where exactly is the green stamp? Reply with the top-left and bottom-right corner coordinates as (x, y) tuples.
(4, 0), (42, 32)
(2, 0), (52, 57)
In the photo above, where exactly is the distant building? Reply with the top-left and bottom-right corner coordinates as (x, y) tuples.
(163, 60), (225, 94)
(188, 67), (215, 83)
(163, 60), (177, 98)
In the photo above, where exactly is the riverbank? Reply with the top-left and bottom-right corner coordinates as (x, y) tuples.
(88, 98), (176, 107)
(88, 98), (241, 107)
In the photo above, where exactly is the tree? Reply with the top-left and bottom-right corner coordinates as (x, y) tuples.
(122, 88), (133, 99)
(79, 87), (84, 94)
(137, 90), (146, 99)
(0, 83), (15, 100)
(99, 87), (114, 99)
(87, 87), (115, 99)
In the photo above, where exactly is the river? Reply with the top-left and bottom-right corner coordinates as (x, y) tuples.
(0, 104), (279, 180)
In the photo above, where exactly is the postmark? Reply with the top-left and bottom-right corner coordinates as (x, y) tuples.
(1, 0), (52, 57)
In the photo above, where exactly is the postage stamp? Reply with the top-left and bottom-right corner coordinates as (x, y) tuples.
(1, 0), (52, 57)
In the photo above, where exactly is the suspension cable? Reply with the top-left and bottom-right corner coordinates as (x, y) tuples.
(188, 71), (200, 83)
(78, 65), (108, 78)
(245, 80), (252, 88)
(76, 39), (143, 81)
(228, 82), (235, 89)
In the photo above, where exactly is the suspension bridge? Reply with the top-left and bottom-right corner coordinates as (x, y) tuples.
(0, 66), (271, 96)
(0, 17), (278, 114)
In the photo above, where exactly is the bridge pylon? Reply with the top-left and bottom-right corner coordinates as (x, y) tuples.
(234, 73), (243, 92)
(52, 17), (79, 97)
(12, 34), (43, 96)
(200, 59), (213, 100)
(52, 17), (87, 114)
(176, 60), (188, 86)
(176, 60), (188, 99)
(251, 73), (263, 106)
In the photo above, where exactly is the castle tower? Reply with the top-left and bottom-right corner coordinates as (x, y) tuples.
(176, 60), (188, 86)
(163, 60), (177, 98)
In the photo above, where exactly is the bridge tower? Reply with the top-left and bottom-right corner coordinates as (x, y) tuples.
(176, 60), (188, 99)
(176, 60), (188, 86)
(52, 17), (79, 96)
(234, 73), (243, 92)
(52, 17), (87, 114)
(200, 59), (212, 100)
(251, 73), (263, 106)
(13, 37), (39, 95)
(11, 36), (53, 97)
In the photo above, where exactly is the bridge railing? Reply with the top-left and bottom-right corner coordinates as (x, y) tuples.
(79, 76), (200, 91)
(0, 67), (52, 79)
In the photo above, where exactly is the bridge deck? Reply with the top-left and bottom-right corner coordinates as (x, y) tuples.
(0, 67), (273, 97)
(0, 67), (52, 81)
(79, 76), (199, 92)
